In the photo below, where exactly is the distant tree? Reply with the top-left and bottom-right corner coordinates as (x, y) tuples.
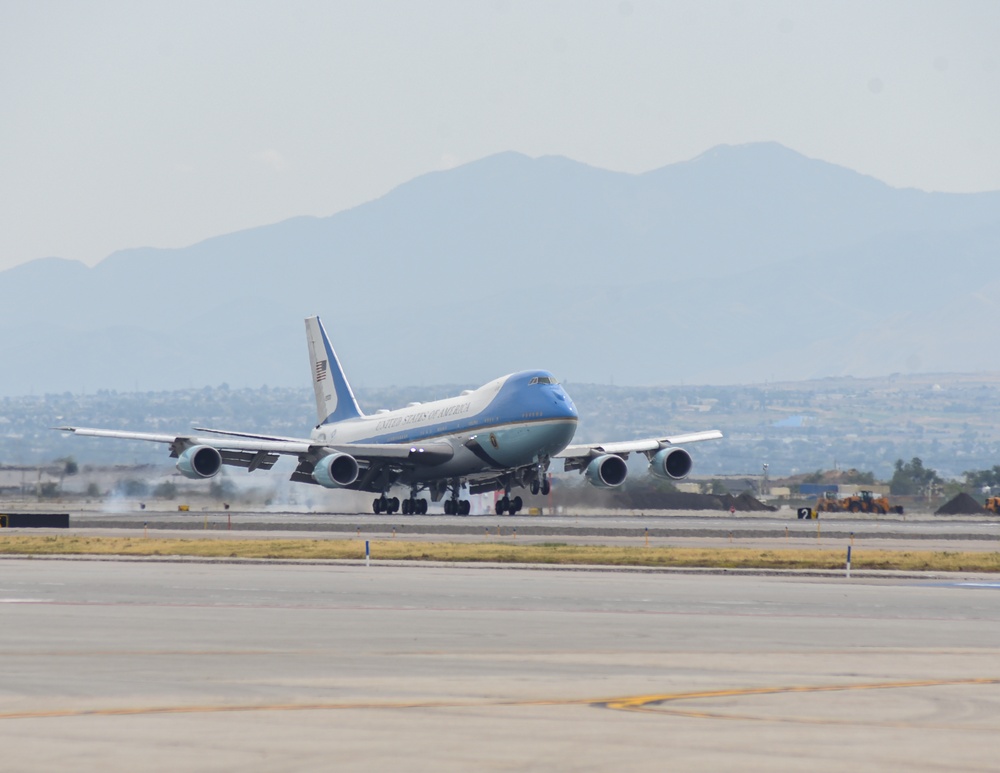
(117, 479), (149, 497)
(644, 477), (679, 494)
(708, 479), (730, 495)
(153, 481), (178, 500)
(889, 457), (942, 496)
(963, 465), (1000, 491)
(57, 457), (79, 476)
(841, 468), (875, 485)
(943, 480), (967, 501)
(802, 470), (824, 484)
(85, 482), (101, 498)
(38, 482), (60, 498)
(209, 478), (236, 500)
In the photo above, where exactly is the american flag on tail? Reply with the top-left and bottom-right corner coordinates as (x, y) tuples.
(315, 359), (328, 382)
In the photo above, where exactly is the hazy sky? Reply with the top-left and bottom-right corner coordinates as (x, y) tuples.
(2, 0), (998, 272)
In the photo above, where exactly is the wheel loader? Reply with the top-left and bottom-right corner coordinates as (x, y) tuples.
(815, 490), (903, 515)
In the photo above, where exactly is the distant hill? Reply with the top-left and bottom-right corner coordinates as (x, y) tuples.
(2, 142), (1000, 395)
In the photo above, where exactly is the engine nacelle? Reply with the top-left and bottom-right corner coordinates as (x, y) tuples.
(649, 447), (693, 480)
(312, 452), (360, 489)
(585, 454), (628, 489)
(176, 445), (223, 480)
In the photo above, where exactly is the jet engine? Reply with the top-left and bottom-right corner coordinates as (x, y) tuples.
(312, 452), (360, 489)
(585, 454), (628, 489)
(176, 445), (223, 480)
(649, 447), (693, 480)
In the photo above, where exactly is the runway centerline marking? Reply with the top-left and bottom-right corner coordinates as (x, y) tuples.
(599, 678), (1000, 727)
(0, 678), (997, 724)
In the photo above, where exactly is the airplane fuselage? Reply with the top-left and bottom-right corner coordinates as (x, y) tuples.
(310, 370), (579, 484)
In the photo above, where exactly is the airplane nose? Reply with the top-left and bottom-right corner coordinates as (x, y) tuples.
(554, 392), (578, 419)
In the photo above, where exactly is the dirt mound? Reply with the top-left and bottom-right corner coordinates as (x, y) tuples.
(625, 491), (726, 511)
(717, 493), (778, 512)
(935, 492), (986, 515)
(737, 492), (777, 512)
(553, 484), (778, 512)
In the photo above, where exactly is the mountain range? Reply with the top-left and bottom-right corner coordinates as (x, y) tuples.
(3, 142), (999, 396)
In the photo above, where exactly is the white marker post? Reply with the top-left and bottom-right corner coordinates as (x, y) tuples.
(365, 539), (370, 568)
(846, 545), (852, 579)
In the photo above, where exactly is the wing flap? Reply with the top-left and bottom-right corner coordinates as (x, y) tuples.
(220, 449), (281, 472)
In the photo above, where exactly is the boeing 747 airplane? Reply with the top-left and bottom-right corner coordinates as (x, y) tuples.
(59, 316), (722, 515)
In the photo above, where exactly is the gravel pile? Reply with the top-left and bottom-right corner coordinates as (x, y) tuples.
(934, 492), (986, 515)
(717, 493), (777, 512)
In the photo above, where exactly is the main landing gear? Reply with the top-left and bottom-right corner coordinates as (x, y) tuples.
(444, 498), (471, 516)
(372, 495), (400, 515)
(376, 488), (428, 515)
(401, 497), (428, 515)
(495, 495), (523, 515)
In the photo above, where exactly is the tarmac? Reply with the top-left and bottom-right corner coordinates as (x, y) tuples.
(1, 553), (999, 771)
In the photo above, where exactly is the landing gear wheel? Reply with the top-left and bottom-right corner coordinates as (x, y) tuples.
(541, 479), (550, 496)
(495, 500), (504, 516)
(418, 498), (428, 515)
(512, 496), (522, 514)
(444, 499), (455, 515)
(458, 499), (471, 516)
(390, 497), (400, 514)
(530, 480), (540, 496)
(372, 498), (382, 515)
(401, 499), (412, 515)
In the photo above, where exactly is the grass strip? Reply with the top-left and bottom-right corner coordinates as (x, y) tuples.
(1, 535), (999, 572)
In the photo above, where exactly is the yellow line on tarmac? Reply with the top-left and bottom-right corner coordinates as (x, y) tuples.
(602, 677), (1000, 726)
(0, 678), (996, 722)
(0, 701), (480, 721)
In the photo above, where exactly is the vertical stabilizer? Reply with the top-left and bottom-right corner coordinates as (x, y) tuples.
(304, 316), (364, 425)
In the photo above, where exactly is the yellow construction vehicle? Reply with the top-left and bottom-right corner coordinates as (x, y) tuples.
(985, 496), (1000, 514)
(814, 492), (843, 513)
(815, 490), (903, 515)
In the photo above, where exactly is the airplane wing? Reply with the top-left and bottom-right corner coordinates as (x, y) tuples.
(55, 426), (455, 486)
(555, 430), (723, 460)
(56, 426), (312, 454)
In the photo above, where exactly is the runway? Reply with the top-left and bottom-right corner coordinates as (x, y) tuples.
(1, 558), (998, 771)
(66, 508), (1000, 553)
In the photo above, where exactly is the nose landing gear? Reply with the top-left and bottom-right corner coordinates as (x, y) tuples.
(529, 462), (551, 496)
(529, 477), (550, 496)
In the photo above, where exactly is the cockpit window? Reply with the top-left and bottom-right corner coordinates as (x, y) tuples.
(529, 376), (559, 385)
